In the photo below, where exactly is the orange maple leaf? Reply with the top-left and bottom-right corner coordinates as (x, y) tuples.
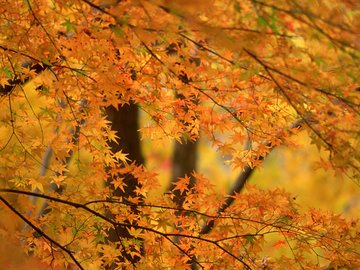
(172, 176), (190, 195)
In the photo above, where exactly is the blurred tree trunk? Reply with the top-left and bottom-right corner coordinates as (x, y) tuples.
(105, 103), (144, 267)
(106, 104), (144, 165)
(170, 140), (198, 207)
(170, 139), (198, 269)
(170, 92), (199, 208)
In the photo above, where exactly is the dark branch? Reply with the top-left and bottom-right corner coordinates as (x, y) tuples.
(0, 196), (84, 270)
(0, 188), (255, 269)
(0, 188), (346, 246)
(200, 119), (304, 235)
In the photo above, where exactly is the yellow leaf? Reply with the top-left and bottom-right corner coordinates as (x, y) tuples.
(28, 178), (44, 193)
(107, 130), (119, 143)
(126, 227), (143, 239)
(113, 150), (129, 163)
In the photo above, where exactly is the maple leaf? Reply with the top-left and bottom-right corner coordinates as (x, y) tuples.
(0, 0), (359, 269)
(0, 78), (10, 88)
(107, 129), (119, 143)
(113, 150), (129, 163)
(28, 178), (44, 193)
(155, 217), (171, 231)
(51, 175), (66, 188)
(172, 176), (190, 195)
(111, 177), (127, 192)
(126, 227), (143, 239)
(61, 18), (77, 33)
(271, 240), (286, 249)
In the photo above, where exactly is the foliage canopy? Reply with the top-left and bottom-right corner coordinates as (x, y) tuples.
(0, 0), (359, 269)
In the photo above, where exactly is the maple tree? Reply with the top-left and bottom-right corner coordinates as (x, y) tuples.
(0, 0), (359, 269)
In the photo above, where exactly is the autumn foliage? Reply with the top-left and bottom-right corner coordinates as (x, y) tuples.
(0, 0), (359, 269)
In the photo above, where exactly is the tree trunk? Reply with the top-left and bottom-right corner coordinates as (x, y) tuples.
(170, 140), (197, 207)
(105, 103), (144, 268)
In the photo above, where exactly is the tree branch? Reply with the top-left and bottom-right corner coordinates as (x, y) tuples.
(200, 118), (304, 235)
(0, 188), (255, 269)
(0, 196), (84, 270)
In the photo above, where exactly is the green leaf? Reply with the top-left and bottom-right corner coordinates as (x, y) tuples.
(235, 60), (251, 69)
(74, 69), (88, 77)
(0, 67), (13, 78)
(110, 24), (124, 37)
(95, 232), (105, 244)
(269, 11), (279, 32)
(257, 16), (268, 28)
(244, 234), (256, 243)
(240, 66), (260, 80)
(61, 18), (77, 33)
(41, 58), (52, 66)
(40, 106), (56, 119)
(233, 2), (241, 12)
(314, 56), (326, 67)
